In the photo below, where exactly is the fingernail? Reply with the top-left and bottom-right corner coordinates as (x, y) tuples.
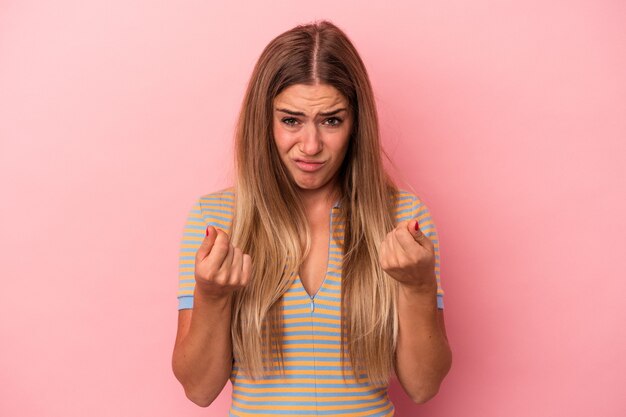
(414, 220), (420, 231)
(206, 226), (210, 236)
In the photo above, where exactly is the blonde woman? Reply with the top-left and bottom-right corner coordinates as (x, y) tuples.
(172, 20), (451, 416)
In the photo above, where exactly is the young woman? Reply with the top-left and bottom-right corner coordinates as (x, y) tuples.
(172, 20), (451, 416)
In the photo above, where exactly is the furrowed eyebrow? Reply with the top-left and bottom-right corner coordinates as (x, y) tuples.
(275, 107), (347, 117)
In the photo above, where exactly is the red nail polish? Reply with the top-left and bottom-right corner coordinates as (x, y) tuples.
(206, 226), (210, 236)
(414, 220), (419, 231)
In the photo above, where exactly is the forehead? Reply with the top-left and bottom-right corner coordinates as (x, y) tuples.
(273, 83), (348, 109)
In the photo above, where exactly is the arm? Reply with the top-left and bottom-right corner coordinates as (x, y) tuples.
(394, 283), (452, 403)
(172, 290), (234, 407)
(380, 193), (451, 403)
(172, 226), (251, 407)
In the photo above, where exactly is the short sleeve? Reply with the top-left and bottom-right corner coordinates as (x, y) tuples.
(393, 190), (445, 309)
(177, 189), (236, 310)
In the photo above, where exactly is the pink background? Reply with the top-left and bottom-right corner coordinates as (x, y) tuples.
(1, 1), (624, 416)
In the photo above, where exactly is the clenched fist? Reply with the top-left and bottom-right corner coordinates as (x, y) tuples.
(194, 225), (252, 299)
(378, 219), (437, 292)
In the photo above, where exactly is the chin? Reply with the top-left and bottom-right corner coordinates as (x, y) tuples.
(291, 177), (322, 190)
(295, 183), (319, 190)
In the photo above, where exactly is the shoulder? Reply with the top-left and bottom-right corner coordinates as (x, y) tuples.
(197, 186), (235, 208)
(391, 189), (439, 240)
(391, 189), (426, 223)
(194, 186), (236, 233)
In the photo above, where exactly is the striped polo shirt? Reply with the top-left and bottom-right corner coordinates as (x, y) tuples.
(177, 187), (445, 416)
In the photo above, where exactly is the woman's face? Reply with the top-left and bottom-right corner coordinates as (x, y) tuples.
(272, 83), (353, 196)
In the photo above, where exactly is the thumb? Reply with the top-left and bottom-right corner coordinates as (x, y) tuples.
(196, 225), (218, 261)
(408, 218), (426, 243)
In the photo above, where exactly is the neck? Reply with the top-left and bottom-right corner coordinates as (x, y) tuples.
(298, 181), (340, 215)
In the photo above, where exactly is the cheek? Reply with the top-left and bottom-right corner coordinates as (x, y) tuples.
(335, 128), (352, 153)
(272, 124), (289, 152)
(273, 131), (301, 159)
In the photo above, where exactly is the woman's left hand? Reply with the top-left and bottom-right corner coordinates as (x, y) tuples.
(379, 218), (437, 292)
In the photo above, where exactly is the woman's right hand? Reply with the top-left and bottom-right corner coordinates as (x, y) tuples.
(194, 225), (251, 299)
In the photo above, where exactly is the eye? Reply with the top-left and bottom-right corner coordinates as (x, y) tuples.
(324, 117), (343, 127)
(281, 117), (298, 127)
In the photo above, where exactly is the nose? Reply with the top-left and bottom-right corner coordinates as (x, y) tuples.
(299, 123), (323, 155)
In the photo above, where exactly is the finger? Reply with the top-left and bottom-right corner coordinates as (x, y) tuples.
(391, 220), (429, 255)
(219, 242), (235, 275)
(229, 246), (243, 285)
(408, 218), (434, 252)
(385, 230), (401, 266)
(240, 254), (252, 287)
(196, 225), (218, 261)
(204, 229), (231, 272)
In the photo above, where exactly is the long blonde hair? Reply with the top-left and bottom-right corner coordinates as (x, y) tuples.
(229, 20), (400, 385)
